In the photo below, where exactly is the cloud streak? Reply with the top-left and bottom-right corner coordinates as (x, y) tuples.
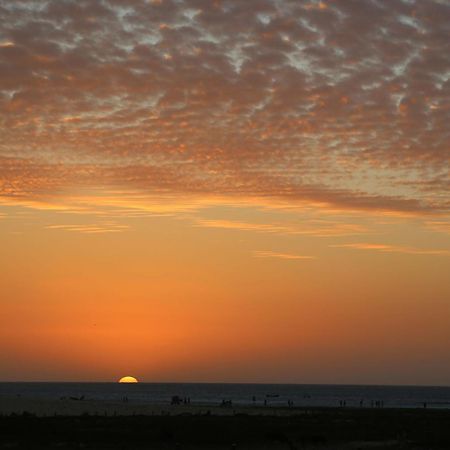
(331, 242), (450, 256)
(253, 250), (316, 261)
(45, 223), (129, 234)
(195, 218), (368, 237)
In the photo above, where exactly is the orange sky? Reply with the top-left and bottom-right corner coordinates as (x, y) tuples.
(1, 194), (449, 384)
(0, 0), (449, 384)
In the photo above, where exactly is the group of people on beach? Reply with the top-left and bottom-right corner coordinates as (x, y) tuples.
(372, 400), (385, 408)
(171, 395), (191, 405)
(165, 394), (395, 409)
(339, 399), (385, 408)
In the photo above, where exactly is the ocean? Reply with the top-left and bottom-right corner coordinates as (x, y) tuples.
(1, 383), (450, 409)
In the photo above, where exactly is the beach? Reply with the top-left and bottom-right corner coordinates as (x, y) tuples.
(1, 397), (450, 449)
(0, 395), (292, 417)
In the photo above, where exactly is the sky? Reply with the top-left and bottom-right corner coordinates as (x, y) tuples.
(0, 0), (449, 385)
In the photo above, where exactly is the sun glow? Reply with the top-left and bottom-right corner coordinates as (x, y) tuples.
(119, 376), (138, 383)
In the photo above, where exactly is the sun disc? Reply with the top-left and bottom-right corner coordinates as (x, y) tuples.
(119, 376), (138, 383)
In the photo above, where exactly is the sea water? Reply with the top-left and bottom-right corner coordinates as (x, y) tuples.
(1, 383), (450, 409)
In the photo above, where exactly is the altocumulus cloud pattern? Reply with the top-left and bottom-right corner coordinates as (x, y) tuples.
(0, 0), (449, 214)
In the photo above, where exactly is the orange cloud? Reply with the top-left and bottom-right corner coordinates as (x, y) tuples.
(331, 243), (450, 256)
(253, 250), (316, 260)
(195, 218), (368, 237)
(45, 223), (129, 234)
(0, 1), (448, 218)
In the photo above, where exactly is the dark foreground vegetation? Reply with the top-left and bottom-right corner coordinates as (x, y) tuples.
(1, 408), (450, 449)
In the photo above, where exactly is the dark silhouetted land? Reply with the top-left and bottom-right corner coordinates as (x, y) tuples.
(1, 407), (450, 449)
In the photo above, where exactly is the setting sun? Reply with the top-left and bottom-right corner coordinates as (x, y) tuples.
(119, 376), (138, 384)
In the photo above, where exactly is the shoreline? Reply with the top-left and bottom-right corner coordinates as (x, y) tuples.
(0, 396), (445, 417)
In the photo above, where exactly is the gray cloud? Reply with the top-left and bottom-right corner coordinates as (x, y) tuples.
(0, 0), (449, 214)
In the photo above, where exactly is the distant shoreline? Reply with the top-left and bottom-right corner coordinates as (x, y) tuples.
(2, 381), (450, 388)
(2, 382), (450, 412)
(1, 396), (449, 418)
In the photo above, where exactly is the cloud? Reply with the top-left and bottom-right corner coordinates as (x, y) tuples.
(195, 218), (368, 237)
(196, 219), (289, 233)
(425, 220), (450, 234)
(253, 250), (316, 260)
(0, 0), (449, 216)
(45, 223), (129, 234)
(331, 242), (450, 256)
